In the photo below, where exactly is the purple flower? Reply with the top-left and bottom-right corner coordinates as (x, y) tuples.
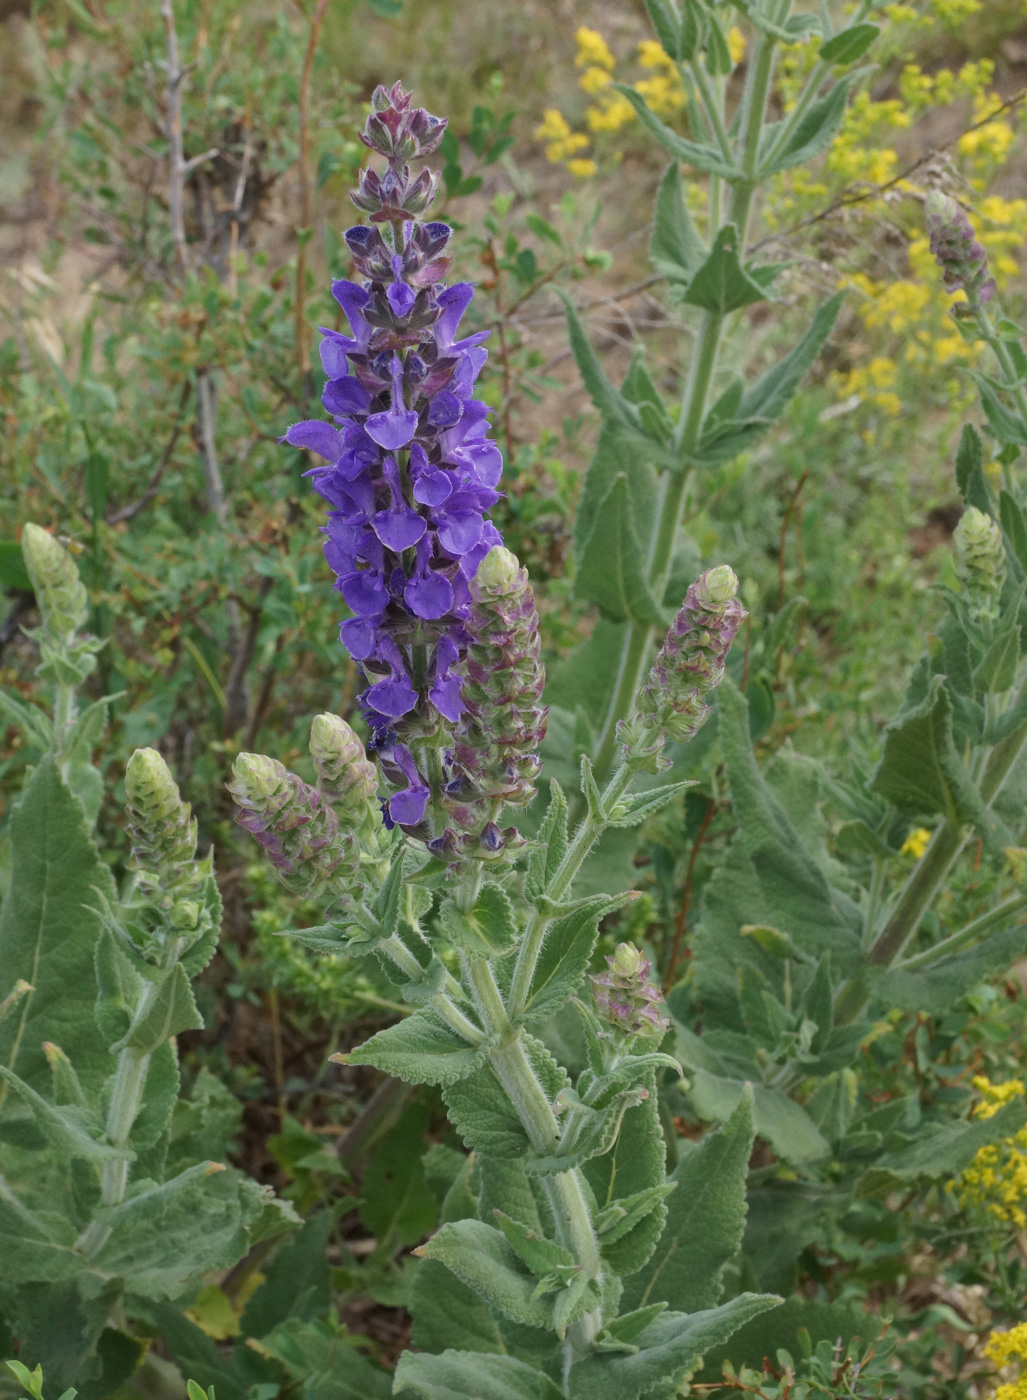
(280, 86), (508, 831)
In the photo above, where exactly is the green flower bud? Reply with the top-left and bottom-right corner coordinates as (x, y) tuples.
(954, 506), (1005, 626)
(125, 747), (197, 877)
(21, 523), (89, 641)
(309, 713), (377, 818)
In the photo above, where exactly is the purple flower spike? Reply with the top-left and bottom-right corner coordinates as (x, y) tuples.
(283, 83), (512, 838)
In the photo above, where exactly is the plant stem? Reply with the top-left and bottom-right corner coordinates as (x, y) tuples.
(591, 18), (780, 783)
(896, 894), (1027, 971)
(379, 932), (483, 1042)
(835, 706), (1027, 1022)
(508, 762), (635, 1017)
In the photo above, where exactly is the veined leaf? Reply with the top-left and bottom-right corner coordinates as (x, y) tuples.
(623, 1086), (754, 1313)
(585, 1072), (668, 1277)
(395, 1350), (565, 1400)
(0, 1065), (125, 1163)
(864, 1097), (1027, 1186)
(650, 162), (707, 286)
(444, 1033), (569, 1158)
(0, 757), (115, 1102)
(681, 225), (771, 316)
(820, 21), (879, 64)
(439, 883), (517, 957)
(0, 1183), (85, 1284)
(558, 290), (644, 432)
(525, 780), (570, 904)
(611, 85), (741, 178)
(760, 74), (862, 176)
(955, 423), (994, 513)
(349, 1010), (493, 1087)
(575, 473), (666, 627)
(880, 926), (1027, 1014)
(112, 963), (202, 1056)
(415, 1219), (554, 1329)
(522, 895), (631, 1024)
(568, 1293), (781, 1399)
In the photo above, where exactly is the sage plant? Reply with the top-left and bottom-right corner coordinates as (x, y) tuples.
(233, 83), (781, 1397)
(0, 528), (293, 1391)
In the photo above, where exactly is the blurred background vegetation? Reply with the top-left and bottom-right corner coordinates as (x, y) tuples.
(5, 1), (1027, 1393)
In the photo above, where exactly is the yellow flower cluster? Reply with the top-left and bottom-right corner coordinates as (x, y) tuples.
(984, 1323), (1027, 1400)
(900, 826), (931, 858)
(535, 24), (744, 177)
(953, 1077), (1027, 1229)
(882, 0), (981, 26)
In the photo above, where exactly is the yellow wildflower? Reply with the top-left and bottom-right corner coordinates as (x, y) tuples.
(535, 109), (572, 144)
(638, 39), (672, 70)
(727, 26), (746, 65)
(575, 26), (615, 72)
(931, 0), (982, 22)
(634, 73), (685, 117)
(987, 1323), (1027, 1369)
(579, 65), (612, 95)
(953, 1078), (1027, 1230)
(566, 157), (598, 179)
(901, 827), (931, 858)
(586, 93), (637, 134)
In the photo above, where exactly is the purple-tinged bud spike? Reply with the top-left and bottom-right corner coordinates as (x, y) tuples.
(954, 506), (1005, 629)
(309, 713), (378, 822)
(441, 546), (547, 862)
(925, 191), (997, 307)
(619, 566), (746, 773)
(229, 752), (354, 898)
(590, 943), (670, 1040)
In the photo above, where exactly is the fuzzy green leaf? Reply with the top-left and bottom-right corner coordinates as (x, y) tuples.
(112, 963), (202, 1056)
(360, 1100), (437, 1248)
(607, 782), (692, 828)
(650, 162), (707, 285)
(558, 290), (643, 433)
(688, 1070), (829, 1163)
(522, 896), (630, 1025)
(415, 1219), (554, 1328)
(681, 225), (771, 315)
(761, 74), (861, 176)
(568, 1294), (781, 1399)
(611, 85), (740, 178)
(525, 781), (570, 904)
(443, 1034), (569, 1158)
(0, 1187), (85, 1284)
(409, 1261), (506, 1356)
(0, 1065), (124, 1163)
(0, 757), (116, 1102)
(439, 884), (518, 957)
(623, 1086), (754, 1313)
(585, 1072), (668, 1277)
(880, 926), (1027, 1014)
(575, 473), (666, 627)
(820, 21), (879, 63)
(865, 1097), (1027, 1185)
(395, 1351), (564, 1400)
(349, 1011), (493, 1087)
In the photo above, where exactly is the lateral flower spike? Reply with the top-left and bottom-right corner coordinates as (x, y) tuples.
(954, 505), (1005, 626)
(309, 713), (378, 819)
(229, 751), (349, 897)
(21, 523), (89, 642)
(590, 942), (670, 1040)
(925, 190), (997, 308)
(618, 565), (746, 772)
(440, 545), (547, 864)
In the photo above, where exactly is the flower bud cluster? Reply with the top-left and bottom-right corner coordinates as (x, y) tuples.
(21, 523), (100, 686)
(925, 191), (996, 308)
(229, 753), (348, 898)
(618, 566), (746, 772)
(590, 943), (669, 1040)
(123, 747), (214, 956)
(439, 546), (547, 861)
(310, 712), (378, 821)
(954, 505), (1005, 629)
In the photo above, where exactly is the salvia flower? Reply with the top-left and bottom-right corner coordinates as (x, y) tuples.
(925, 190), (996, 307)
(954, 504), (1005, 628)
(590, 943), (669, 1040)
(440, 546), (547, 861)
(618, 566), (746, 771)
(230, 752), (352, 898)
(282, 82), (505, 829)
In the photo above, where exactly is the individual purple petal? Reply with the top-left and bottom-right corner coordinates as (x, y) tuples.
(437, 509), (483, 556)
(340, 616), (378, 659)
(435, 283), (474, 348)
(365, 355), (419, 450)
(365, 673), (418, 718)
(389, 783), (429, 825)
(430, 670), (464, 722)
(387, 279), (416, 317)
(282, 421), (345, 462)
(340, 570), (388, 616)
(323, 376), (372, 416)
(319, 331), (354, 377)
(331, 280), (371, 343)
(428, 390), (461, 428)
(405, 569), (454, 620)
(373, 507), (426, 551)
(413, 468), (453, 506)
